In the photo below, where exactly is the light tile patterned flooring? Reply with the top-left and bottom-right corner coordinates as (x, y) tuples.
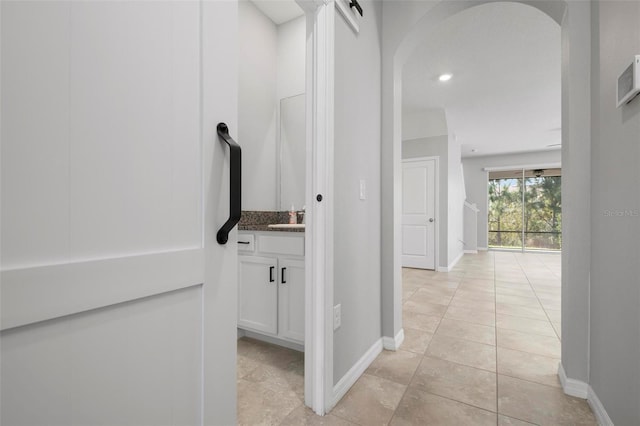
(237, 251), (597, 425)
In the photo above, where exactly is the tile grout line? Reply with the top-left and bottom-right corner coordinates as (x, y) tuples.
(513, 253), (562, 341)
(493, 251), (499, 425)
(497, 252), (558, 426)
(388, 266), (479, 425)
(388, 268), (467, 425)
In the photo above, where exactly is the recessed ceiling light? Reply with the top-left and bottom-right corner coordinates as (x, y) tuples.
(438, 73), (453, 82)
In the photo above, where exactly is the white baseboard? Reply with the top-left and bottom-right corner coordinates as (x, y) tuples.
(239, 329), (304, 352)
(237, 328), (246, 339)
(587, 385), (614, 426)
(478, 247), (488, 251)
(558, 363), (613, 425)
(558, 363), (588, 398)
(437, 251), (465, 272)
(448, 250), (464, 270)
(332, 338), (383, 409)
(464, 250), (478, 254)
(382, 329), (405, 351)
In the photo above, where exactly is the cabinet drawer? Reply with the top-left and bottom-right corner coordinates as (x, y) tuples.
(237, 234), (255, 252)
(258, 234), (304, 256)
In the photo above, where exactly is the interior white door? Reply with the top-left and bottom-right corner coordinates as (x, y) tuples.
(1, 2), (239, 425)
(402, 159), (436, 270)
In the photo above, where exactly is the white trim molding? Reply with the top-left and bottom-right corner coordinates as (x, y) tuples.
(382, 328), (405, 351)
(558, 363), (613, 425)
(464, 250), (478, 254)
(558, 363), (589, 398)
(1, 249), (204, 330)
(301, 0), (335, 416)
(587, 386), (614, 426)
(241, 329), (304, 352)
(437, 251), (464, 272)
(477, 247), (488, 251)
(332, 338), (383, 410)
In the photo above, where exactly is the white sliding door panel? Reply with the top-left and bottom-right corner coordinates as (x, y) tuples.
(2, 286), (202, 426)
(1, 1), (71, 268)
(1, 248), (204, 330)
(402, 160), (436, 270)
(1, 1), (239, 424)
(68, 1), (202, 260)
(200, 1), (239, 422)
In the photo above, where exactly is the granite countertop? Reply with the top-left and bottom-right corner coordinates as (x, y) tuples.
(238, 224), (305, 233)
(238, 210), (305, 233)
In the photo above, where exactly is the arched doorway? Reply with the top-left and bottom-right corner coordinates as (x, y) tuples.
(380, 0), (592, 397)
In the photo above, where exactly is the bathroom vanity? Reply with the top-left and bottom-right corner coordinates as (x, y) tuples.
(237, 227), (305, 349)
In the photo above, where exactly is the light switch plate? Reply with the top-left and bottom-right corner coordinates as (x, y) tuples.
(333, 304), (341, 330)
(359, 179), (366, 200)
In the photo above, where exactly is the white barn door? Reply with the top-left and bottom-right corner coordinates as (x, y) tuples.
(1, 1), (239, 424)
(402, 159), (436, 270)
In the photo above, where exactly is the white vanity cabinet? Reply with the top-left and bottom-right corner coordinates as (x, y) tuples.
(278, 257), (305, 342)
(238, 231), (305, 346)
(238, 256), (278, 335)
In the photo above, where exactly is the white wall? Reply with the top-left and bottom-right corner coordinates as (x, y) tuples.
(239, 0), (278, 210)
(463, 202), (479, 251)
(402, 108), (448, 140)
(333, 0), (383, 385)
(462, 150), (561, 248)
(447, 133), (465, 267)
(589, 1), (640, 424)
(402, 136), (448, 269)
(559, 0), (591, 390)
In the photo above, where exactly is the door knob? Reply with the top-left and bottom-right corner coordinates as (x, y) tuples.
(429, 218), (434, 222)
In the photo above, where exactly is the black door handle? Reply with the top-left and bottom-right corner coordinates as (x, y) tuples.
(216, 123), (242, 245)
(269, 266), (275, 283)
(281, 267), (287, 284)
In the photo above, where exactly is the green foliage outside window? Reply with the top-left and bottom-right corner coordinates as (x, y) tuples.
(488, 176), (561, 251)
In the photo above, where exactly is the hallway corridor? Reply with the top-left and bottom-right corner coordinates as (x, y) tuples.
(237, 252), (597, 425)
(331, 251), (596, 425)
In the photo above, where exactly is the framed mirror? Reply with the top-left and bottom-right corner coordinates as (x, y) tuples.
(277, 93), (306, 211)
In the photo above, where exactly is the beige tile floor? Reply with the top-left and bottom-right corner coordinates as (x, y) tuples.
(238, 251), (597, 426)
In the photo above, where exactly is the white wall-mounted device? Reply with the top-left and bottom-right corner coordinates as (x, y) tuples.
(617, 55), (640, 107)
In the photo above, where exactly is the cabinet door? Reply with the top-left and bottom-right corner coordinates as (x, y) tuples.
(238, 256), (278, 335)
(278, 258), (305, 343)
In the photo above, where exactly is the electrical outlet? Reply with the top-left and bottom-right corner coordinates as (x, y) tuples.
(333, 304), (341, 330)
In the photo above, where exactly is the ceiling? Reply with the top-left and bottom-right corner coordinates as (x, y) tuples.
(402, 2), (561, 158)
(250, 0), (304, 25)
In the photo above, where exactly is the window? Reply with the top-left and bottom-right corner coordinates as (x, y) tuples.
(488, 169), (561, 251)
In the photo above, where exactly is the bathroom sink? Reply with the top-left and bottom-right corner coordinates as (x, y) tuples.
(267, 223), (306, 229)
